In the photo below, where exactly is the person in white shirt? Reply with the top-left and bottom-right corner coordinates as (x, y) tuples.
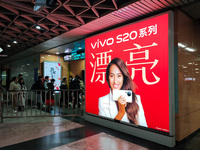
(44, 76), (49, 90)
(98, 58), (147, 127)
(18, 78), (27, 111)
(9, 77), (20, 113)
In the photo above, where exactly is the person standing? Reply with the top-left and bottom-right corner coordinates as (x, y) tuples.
(18, 78), (27, 111)
(0, 79), (5, 102)
(43, 76), (49, 106)
(60, 77), (68, 106)
(61, 76), (67, 84)
(69, 75), (81, 109)
(69, 75), (74, 86)
(47, 79), (55, 100)
(78, 77), (85, 97)
(47, 79), (55, 111)
(9, 77), (20, 113)
(32, 76), (45, 108)
(18, 74), (23, 80)
(44, 76), (49, 90)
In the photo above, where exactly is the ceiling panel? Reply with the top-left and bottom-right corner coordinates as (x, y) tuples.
(0, 0), (198, 64)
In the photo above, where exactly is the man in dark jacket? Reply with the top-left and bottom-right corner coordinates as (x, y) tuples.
(32, 76), (45, 108)
(60, 77), (68, 106)
(32, 76), (44, 91)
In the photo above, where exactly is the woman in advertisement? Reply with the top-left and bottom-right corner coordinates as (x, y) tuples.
(98, 58), (147, 127)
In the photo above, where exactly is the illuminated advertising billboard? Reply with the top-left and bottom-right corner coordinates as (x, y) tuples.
(86, 13), (172, 133)
(44, 61), (61, 90)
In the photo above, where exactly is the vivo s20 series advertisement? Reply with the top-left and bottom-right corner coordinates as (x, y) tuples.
(85, 13), (171, 133)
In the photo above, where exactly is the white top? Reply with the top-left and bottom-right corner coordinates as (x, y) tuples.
(44, 80), (49, 89)
(98, 91), (147, 127)
(9, 81), (21, 95)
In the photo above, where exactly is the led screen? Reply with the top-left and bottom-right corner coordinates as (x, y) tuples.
(86, 13), (170, 133)
(44, 61), (61, 90)
(64, 52), (85, 61)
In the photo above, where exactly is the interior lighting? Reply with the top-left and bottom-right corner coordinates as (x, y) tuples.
(64, 49), (70, 53)
(13, 41), (17, 44)
(42, 57), (44, 58)
(178, 43), (186, 48)
(185, 47), (195, 52)
(0, 47), (3, 53)
(48, 55), (51, 56)
(183, 66), (187, 68)
(188, 62), (192, 65)
(56, 52), (59, 54)
(7, 45), (11, 47)
(195, 63), (198, 65)
(36, 25), (41, 30)
(195, 68), (199, 70)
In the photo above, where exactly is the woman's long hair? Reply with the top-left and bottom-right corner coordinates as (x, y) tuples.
(18, 78), (25, 89)
(106, 58), (139, 124)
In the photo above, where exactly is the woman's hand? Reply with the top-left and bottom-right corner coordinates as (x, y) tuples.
(114, 96), (127, 121)
(118, 95), (127, 108)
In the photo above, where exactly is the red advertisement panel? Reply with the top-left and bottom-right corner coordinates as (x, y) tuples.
(85, 13), (169, 132)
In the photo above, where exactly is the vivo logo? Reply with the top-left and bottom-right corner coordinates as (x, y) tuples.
(91, 38), (114, 49)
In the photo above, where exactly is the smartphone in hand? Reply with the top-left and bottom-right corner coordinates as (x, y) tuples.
(113, 90), (132, 103)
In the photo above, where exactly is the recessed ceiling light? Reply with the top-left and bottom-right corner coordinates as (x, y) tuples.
(188, 62), (192, 65)
(7, 45), (11, 47)
(185, 47), (195, 52)
(36, 25), (41, 30)
(178, 43), (186, 48)
(64, 48), (71, 53)
(42, 57), (44, 58)
(56, 52), (59, 55)
(13, 41), (17, 44)
(183, 66), (187, 68)
(48, 55), (51, 56)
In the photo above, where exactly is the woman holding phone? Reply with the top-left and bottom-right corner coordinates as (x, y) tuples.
(98, 58), (147, 127)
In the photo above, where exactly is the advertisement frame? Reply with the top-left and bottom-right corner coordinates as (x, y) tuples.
(84, 11), (175, 147)
(43, 61), (62, 90)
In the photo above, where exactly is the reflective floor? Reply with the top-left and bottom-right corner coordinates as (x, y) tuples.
(0, 116), (199, 150)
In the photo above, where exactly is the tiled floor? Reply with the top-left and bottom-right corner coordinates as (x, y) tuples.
(51, 132), (149, 150)
(0, 117), (83, 148)
(0, 116), (200, 150)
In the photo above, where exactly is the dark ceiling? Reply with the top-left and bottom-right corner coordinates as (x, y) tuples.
(0, 0), (198, 63)
(0, 0), (139, 56)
